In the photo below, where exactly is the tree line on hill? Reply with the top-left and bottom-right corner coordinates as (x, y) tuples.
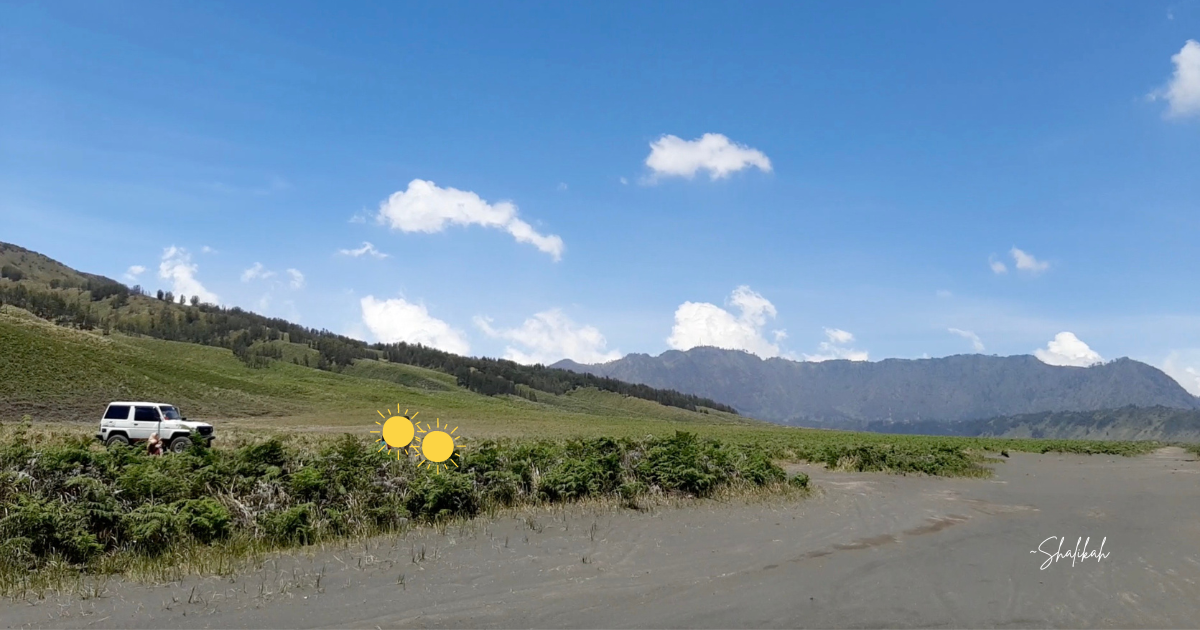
(0, 277), (737, 415)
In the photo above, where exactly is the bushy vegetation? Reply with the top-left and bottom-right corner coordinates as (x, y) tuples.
(0, 424), (795, 589)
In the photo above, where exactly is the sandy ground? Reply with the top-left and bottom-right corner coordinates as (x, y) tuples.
(5, 448), (1200, 629)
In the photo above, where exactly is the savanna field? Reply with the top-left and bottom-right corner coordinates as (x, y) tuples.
(0, 301), (1165, 598)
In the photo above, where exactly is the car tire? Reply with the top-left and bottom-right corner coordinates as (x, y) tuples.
(105, 434), (130, 448)
(169, 437), (192, 453)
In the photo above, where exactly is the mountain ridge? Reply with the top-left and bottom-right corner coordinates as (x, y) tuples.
(552, 346), (1200, 428)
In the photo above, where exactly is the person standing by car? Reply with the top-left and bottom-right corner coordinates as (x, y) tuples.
(147, 433), (164, 456)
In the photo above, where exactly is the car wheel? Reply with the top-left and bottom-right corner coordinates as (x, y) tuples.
(105, 434), (130, 448)
(169, 437), (192, 453)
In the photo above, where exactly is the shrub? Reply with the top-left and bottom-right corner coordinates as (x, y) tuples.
(117, 463), (189, 503)
(406, 471), (477, 522)
(289, 466), (325, 501)
(177, 498), (231, 543)
(735, 451), (786, 485)
(122, 504), (180, 554)
(482, 470), (522, 506)
(260, 504), (314, 544)
(538, 459), (606, 501)
(788, 472), (810, 489)
(636, 432), (724, 497)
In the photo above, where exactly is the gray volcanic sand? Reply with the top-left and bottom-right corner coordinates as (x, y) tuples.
(5, 448), (1200, 629)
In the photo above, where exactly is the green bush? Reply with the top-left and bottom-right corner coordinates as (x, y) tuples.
(260, 504), (314, 544)
(636, 432), (724, 496)
(482, 470), (522, 506)
(117, 463), (190, 503)
(289, 466), (325, 501)
(122, 504), (180, 554)
(788, 472), (810, 489)
(406, 471), (478, 522)
(177, 498), (231, 543)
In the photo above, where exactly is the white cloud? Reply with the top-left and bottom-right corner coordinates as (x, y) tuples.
(644, 133), (772, 181)
(989, 255), (1008, 274)
(667, 285), (783, 358)
(803, 328), (870, 362)
(159, 247), (218, 304)
(1150, 40), (1200, 118)
(360, 296), (471, 355)
(948, 328), (985, 352)
(1034, 332), (1103, 367)
(339, 241), (390, 259)
(557, 182), (568, 191)
(123, 265), (146, 282)
(376, 179), (564, 261)
(474, 309), (621, 365)
(200, 246), (216, 254)
(241, 262), (275, 282)
(287, 269), (305, 290)
(619, 177), (629, 185)
(1010, 247), (1049, 274)
(1162, 351), (1200, 396)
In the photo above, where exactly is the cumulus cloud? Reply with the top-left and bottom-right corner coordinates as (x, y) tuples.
(360, 296), (470, 355)
(287, 269), (305, 290)
(948, 328), (985, 352)
(123, 265), (146, 282)
(241, 262), (275, 282)
(667, 286), (783, 358)
(474, 309), (621, 365)
(1034, 332), (1103, 367)
(376, 179), (564, 261)
(989, 255), (1008, 274)
(339, 242), (390, 259)
(1010, 247), (1049, 274)
(1150, 40), (1200, 118)
(159, 247), (218, 304)
(802, 328), (870, 362)
(645, 133), (772, 181)
(1162, 351), (1200, 396)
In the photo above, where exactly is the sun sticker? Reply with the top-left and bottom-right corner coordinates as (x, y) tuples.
(371, 407), (419, 460)
(415, 417), (460, 473)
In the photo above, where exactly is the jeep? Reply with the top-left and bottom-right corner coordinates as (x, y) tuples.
(95, 401), (215, 453)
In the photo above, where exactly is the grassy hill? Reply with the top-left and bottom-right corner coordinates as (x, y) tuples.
(0, 241), (739, 417)
(0, 303), (756, 438)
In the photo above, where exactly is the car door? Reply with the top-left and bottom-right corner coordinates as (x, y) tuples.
(131, 405), (161, 440)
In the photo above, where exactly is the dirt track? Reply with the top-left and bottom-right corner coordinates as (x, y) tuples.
(5, 448), (1200, 629)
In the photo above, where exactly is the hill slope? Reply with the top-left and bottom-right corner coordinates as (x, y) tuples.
(554, 347), (1200, 428)
(0, 305), (756, 436)
(0, 241), (737, 416)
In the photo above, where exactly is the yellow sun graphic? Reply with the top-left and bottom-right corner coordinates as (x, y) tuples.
(415, 417), (461, 473)
(371, 407), (419, 460)
(370, 408), (462, 471)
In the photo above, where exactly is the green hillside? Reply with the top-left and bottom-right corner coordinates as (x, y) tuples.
(0, 241), (739, 417)
(0, 304), (755, 437)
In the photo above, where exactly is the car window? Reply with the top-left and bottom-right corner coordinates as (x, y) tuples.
(133, 406), (159, 422)
(159, 406), (181, 419)
(103, 405), (130, 420)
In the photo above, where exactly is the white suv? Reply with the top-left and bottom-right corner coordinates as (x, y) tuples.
(95, 401), (215, 453)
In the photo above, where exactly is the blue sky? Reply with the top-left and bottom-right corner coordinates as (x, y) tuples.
(3, 1), (1200, 390)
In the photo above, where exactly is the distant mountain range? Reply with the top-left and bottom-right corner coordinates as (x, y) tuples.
(865, 406), (1200, 443)
(553, 347), (1200, 429)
